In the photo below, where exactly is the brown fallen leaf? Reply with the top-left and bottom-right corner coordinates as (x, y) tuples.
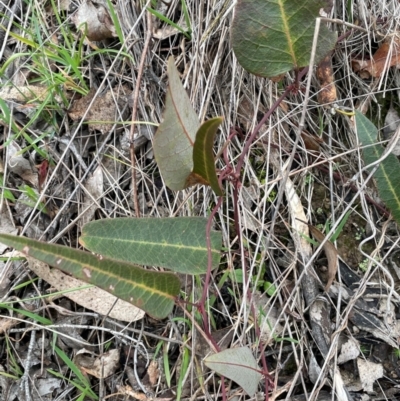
(7, 141), (38, 188)
(308, 225), (338, 291)
(115, 385), (173, 401)
(68, 86), (131, 134)
(300, 130), (324, 152)
(316, 54), (337, 106)
(0, 316), (20, 334)
(147, 360), (159, 387)
(36, 159), (49, 192)
(0, 84), (71, 117)
(72, 0), (116, 41)
(79, 165), (103, 228)
(0, 85), (50, 103)
(75, 348), (120, 379)
(152, 21), (189, 40)
(352, 39), (400, 78)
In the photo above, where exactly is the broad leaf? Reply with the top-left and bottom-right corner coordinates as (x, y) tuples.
(153, 57), (222, 195)
(22, 254), (145, 322)
(0, 234), (180, 319)
(231, 0), (337, 78)
(187, 117), (223, 196)
(355, 111), (400, 225)
(204, 347), (262, 396)
(80, 217), (222, 275)
(153, 56), (199, 190)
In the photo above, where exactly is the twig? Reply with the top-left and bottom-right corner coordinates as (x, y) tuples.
(130, 10), (153, 218)
(320, 17), (368, 33)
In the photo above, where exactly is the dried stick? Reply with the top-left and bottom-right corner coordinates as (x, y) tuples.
(130, 10), (153, 217)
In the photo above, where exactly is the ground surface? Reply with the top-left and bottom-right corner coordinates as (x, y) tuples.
(1, 0), (400, 400)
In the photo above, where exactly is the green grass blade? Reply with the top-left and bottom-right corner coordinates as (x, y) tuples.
(0, 305), (53, 325)
(329, 210), (351, 242)
(106, 0), (125, 47)
(180, 0), (192, 36)
(51, 346), (98, 400)
(147, 7), (191, 39)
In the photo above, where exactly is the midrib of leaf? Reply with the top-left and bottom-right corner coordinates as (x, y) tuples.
(80, 217), (222, 275)
(42, 248), (176, 299)
(170, 87), (194, 146)
(0, 234), (177, 300)
(377, 161), (400, 211)
(278, 0), (296, 64)
(83, 236), (219, 256)
(191, 117), (223, 195)
(367, 144), (400, 213)
(198, 123), (213, 182)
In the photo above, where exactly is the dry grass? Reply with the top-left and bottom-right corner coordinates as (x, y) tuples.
(1, 0), (400, 400)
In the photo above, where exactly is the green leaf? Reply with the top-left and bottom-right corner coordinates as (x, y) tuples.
(147, 7), (191, 39)
(264, 281), (277, 296)
(0, 174), (16, 202)
(355, 111), (400, 225)
(231, 0), (337, 78)
(0, 234), (180, 319)
(0, 305), (53, 325)
(153, 56), (199, 190)
(188, 117), (223, 196)
(328, 210), (351, 242)
(0, 98), (19, 135)
(231, 269), (244, 283)
(204, 347), (262, 396)
(80, 217), (222, 275)
(153, 57), (222, 195)
(106, 0), (125, 47)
